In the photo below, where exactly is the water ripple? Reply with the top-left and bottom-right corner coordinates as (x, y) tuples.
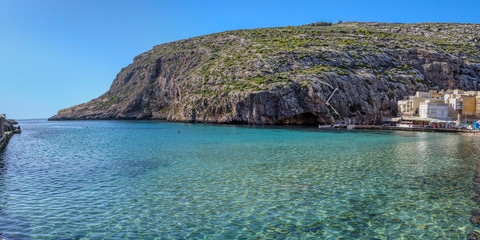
(0, 120), (478, 239)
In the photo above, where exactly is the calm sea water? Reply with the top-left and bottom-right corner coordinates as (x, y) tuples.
(1, 119), (480, 239)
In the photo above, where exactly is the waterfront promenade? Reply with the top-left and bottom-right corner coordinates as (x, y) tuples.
(329, 124), (470, 133)
(357, 125), (464, 133)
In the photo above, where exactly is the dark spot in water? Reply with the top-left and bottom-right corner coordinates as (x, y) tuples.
(468, 230), (480, 240)
(471, 210), (480, 225)
(304, 222), (324, 233)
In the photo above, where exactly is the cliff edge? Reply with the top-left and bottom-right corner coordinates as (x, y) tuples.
(50, 22), (480, 124)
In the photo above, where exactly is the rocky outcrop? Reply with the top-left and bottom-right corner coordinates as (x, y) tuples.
(50, 22), (480, 124)
(3, 119), (18, 132)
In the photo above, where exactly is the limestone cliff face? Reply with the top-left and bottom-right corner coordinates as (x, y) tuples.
(50, 22), (480, 124)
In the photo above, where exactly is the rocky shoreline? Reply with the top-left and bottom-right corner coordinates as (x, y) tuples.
(0, 118), (21, 151)
(50, 22), (480, 124)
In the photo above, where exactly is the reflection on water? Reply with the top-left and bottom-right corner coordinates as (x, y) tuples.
(0, 120), (479, 239)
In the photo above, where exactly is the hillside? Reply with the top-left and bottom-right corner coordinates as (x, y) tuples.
(50, 22), (480, 124)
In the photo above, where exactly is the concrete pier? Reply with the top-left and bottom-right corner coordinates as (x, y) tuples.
(346, 125), (464, 133)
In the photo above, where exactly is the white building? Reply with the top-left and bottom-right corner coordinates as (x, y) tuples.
(446, 98), (463, 119)
(397, 91), (435, 116)
(419, 101), (448, 120)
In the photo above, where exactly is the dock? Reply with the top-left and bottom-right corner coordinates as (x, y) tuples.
(321, 124), (466, 133)
(354, 125), (464, 133)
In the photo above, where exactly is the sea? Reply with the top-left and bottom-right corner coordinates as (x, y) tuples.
(0, 119), (479, 239)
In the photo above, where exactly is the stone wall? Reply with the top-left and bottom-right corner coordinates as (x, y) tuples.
(0, 131), (12, 152)
(0, 115), (4, 136)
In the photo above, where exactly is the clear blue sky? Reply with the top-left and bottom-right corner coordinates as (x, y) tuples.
(1, 0), (479, 119)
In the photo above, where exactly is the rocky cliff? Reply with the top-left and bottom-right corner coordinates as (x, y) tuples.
(50, 22), (480, 124)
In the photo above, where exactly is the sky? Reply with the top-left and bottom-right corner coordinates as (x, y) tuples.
(1, 0), (480, 119)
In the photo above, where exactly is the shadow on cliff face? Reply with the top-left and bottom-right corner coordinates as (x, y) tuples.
(277, 112), (330, 125)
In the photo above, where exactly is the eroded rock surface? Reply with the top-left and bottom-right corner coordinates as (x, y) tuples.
(50, 22), (480, 124)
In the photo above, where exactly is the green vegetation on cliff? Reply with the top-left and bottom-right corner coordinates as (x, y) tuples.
(51, 22), (480, 124)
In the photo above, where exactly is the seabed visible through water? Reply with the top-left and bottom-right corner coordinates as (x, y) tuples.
(0, 119), (479, 239)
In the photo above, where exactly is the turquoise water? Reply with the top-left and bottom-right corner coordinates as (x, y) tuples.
(1, 120), (480, 239)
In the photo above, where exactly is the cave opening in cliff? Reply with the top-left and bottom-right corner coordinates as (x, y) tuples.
(277, 112), (328, 125)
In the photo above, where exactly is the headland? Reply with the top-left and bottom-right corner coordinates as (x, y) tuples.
(49, 22), (480, 125)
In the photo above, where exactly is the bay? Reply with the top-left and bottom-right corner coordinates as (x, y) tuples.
(0, 119), (479, 239)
